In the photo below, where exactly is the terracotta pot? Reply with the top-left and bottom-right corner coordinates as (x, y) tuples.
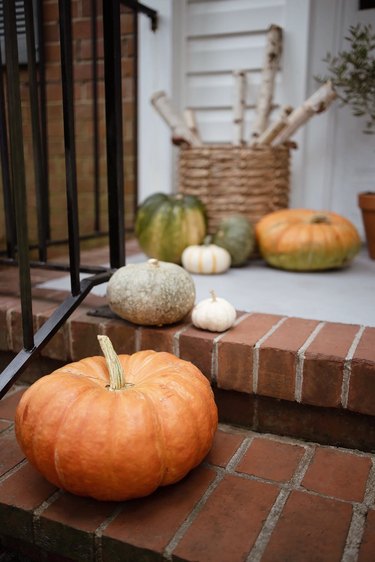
(358, 192), (375, 259)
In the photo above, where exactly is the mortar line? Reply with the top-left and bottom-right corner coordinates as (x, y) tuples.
(246, 487), (290, 562)
(0, 457), (28, 484)
(211, 312), (253, 385)
(33, 489), (64, 519)
(163, 471), (224, 560)
(134, 326), (142, 352)
(295, 321), (326, 402)
(172, 323), (192, 357)
(32, 489), (65, 546)
(341, 325), (366, 409)
(94, 504), (125, 562)
(341, 504), (368, 562)
(364, 458), (375, 508)
(163, 436), (253, 560)
(210, 331), (227, 385)
(246, 446), (315, 562)
(252, 316), (288, 394)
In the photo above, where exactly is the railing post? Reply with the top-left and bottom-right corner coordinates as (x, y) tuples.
(58, 0), (81, 296)
(103, 0), (125, 269)
(25, 0), (48, 263)
(4, 0), (34, 351)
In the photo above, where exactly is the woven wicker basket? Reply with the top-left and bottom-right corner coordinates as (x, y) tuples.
(178, 144), (291, 233)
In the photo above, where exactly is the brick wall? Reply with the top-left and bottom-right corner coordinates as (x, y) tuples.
(0, 0), (136, 252)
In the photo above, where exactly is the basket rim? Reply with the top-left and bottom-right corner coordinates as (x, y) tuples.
(179, 143), (294, 152)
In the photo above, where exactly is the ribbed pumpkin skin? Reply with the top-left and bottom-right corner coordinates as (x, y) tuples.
(213, 215), (255, 266)
(135, 193), (206, 263)
(15, 351), (218, 501)
(181, 244), (231, 274)
(256, 209), (361, 271)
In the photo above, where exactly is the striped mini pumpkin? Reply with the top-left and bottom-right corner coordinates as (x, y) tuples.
(181, 243), (231, 274)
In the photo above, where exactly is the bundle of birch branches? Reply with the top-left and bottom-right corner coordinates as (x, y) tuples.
(151, 24), (337, 148)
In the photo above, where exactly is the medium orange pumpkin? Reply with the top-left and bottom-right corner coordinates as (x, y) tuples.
(256, 209), (361, 271)
(15, 336), (218, 501)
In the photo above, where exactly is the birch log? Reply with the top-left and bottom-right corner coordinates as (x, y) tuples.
(151, 91), (201, 146)
(183, 108), (202, 146)
(255, 105), (293, 145)
(232, 70), (246, 145)
(271, 81), (337, 146)
(250, 24), (283, 143)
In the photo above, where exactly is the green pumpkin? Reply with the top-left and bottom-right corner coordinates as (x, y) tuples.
(135, 193), (207, 264)
(213, 215), (255, 266)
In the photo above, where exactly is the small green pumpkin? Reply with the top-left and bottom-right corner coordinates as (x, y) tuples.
(135, 193), (207, 264)
(213, 215), (255, 266)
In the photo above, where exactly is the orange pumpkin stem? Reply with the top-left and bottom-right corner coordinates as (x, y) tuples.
(97, 335), (126, 391)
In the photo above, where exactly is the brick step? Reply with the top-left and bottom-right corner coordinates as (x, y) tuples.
(0, 388), (374, 562)
(1, 292), (375, 450)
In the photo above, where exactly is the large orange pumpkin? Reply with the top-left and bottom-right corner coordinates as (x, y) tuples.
(15, 336), (218, 501)
(256, 209), (361, 271)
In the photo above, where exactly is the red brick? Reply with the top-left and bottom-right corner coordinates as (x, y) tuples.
(0, 463), (57, 512)
(41, 493), (116, 532)
(37, 493), (118, 560)
(5, 304), (22, 352)
(261, 491), (352, 562)
(256, 394), (375, 453)
(302, 446), (371, 502)
(102, 467), (216, 560)
(236, 436), (306, 482)
(179, 327), (218, 380)
(205, 428), (246, 468)
(9, 299), (59, 353)
(100, 318), (137, 355)
(258, 317), (319, 401)
(0, 297), (19, 350)
(36, 305), (69, 362)
(352, 327), (375, 363)
(172, 474), (279, 562)
(72, 19), (92, 39)
(140, 320), (191, 354)
(0, 421), (11, 432)
(358, 509), (375, 562)
(0, 462), (57, 541)
(0, 388), (26, 421)
(213, 387), (255, 428)
(67, 309), (102, 360)
(0, 428), (25, 477)
(348, 327), (375, 416)
(302, 323), (360, 408)
(217, 313), (283, 393)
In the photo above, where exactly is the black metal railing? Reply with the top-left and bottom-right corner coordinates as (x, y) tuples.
(0, 0), (157, 398)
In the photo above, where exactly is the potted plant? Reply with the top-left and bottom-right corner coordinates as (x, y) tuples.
(316, 23), (375, 258)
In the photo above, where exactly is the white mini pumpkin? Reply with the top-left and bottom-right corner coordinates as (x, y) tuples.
(181, 242), (231, 274)
(192, 291), (236, 332)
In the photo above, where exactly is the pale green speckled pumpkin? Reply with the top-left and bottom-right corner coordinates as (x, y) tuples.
(107, 259), (195, 326)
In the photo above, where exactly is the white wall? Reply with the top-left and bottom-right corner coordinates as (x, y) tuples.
(303, 0), (375, 238)
(138, 0), (375, 236)
(138, 0), (174, 203)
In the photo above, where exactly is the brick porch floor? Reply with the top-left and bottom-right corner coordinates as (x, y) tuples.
(0, 241), (375, 560)
(1, 386), (375, 562)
